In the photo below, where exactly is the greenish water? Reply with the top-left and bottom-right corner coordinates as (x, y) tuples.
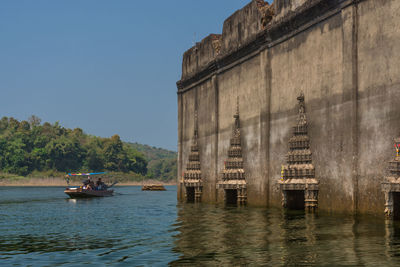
(1, 186), (400, 266)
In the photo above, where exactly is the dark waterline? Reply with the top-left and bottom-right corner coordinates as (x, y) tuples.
(1, 186), (400, 266)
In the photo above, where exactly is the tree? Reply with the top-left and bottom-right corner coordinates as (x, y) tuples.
(0, 117), (152, 177)
(45, 137), (85, 172)
(124, 145), (147, 175)
(103, 134), (124, 171)
(7, 117), (20, 132)
(86, 148), (104, 171)
(18, 121), (30, 132)
(3, 138), (30, 176)
(28, 115), (41, 127)
(29, 147), (48, 171)
(149, 158), (177, 181)
(0, 117), (8, 133)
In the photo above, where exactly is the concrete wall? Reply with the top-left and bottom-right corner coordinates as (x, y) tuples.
(356, 0), (400, 214)
(216, 54), (268, 205)
(221, 1), (264, 54)
(181, 34), (221, 80)
(274, 0), (309, 20)
(268, 10), (354, 213)
(177, 0), (400, 215)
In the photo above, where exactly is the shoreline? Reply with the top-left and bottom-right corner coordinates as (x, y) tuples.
(0, 177), (176, 187)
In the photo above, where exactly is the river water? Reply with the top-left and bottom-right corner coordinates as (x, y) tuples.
(1, 186), (400, 266)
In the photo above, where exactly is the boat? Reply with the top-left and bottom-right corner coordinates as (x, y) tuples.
(64, 172), (116, 198)
(142, 184), (166, 191)
(64, 187), (114, 198)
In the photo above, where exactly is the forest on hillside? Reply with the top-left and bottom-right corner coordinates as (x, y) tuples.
(0, 116), (177, 181)
(128, 142), (177, 182)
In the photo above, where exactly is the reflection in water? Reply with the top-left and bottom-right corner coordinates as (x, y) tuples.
(4, 187), (400, 265)
(171, 204), (272, 266)
(172, 204), (400, 266)
(385, 220), (400, 258)
(67, 198), (77, 204)
(280, 211), (312, 265)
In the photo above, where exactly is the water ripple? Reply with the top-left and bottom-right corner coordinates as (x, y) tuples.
(1, 186), (400, 266)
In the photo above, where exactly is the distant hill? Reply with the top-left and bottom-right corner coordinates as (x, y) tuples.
(126, 142), (177, 182)
(0, 116), (177, 182)
(0, 116), (148, 177)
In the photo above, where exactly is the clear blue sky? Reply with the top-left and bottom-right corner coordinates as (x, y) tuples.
(0, 0), (267, 151)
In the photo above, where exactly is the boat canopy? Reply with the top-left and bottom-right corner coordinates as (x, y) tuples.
(67, 172), (107, 176)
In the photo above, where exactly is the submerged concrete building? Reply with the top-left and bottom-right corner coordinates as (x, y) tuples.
(177, 0), (400, 215)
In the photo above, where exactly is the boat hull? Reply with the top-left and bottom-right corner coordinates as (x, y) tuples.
(64, 188), (114, 198)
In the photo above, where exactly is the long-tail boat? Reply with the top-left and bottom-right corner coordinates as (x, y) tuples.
(64, 172), (117, 198)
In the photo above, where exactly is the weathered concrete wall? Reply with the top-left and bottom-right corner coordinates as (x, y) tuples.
(181, 34), (221, 80)
(216, 54), (268, 205)
(274, 0), (309, 20)
(177, 0), (400, 215)
(268, 10), (354, 213)
(356, 0), (400, 214)
(197, 78), (219, 202)
(221, 0), (264, 54)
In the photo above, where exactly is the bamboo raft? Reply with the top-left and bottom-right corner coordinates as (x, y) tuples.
(141, 185), (166, 191)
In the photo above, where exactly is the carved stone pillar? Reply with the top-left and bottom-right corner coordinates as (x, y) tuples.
(384, 191), (393, 218)
(281, 190), (288, 208)
(237, 187), (247, 206)
(195, 186), (202, 202)
(305, 189), (318, 212)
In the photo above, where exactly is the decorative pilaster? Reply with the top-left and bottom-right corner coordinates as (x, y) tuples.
(279, 92), (319, 212)
(217, 98), (247, 205)
(181, 110), (203, 202)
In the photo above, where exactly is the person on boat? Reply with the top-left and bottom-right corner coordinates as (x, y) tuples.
(82, 177), (90, 189)
(96, 178), (105, 190)
(83, 177), (95, 190)
(87, 179), (95, 190)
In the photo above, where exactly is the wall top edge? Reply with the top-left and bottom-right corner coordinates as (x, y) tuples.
(177, 0), (356, 93)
